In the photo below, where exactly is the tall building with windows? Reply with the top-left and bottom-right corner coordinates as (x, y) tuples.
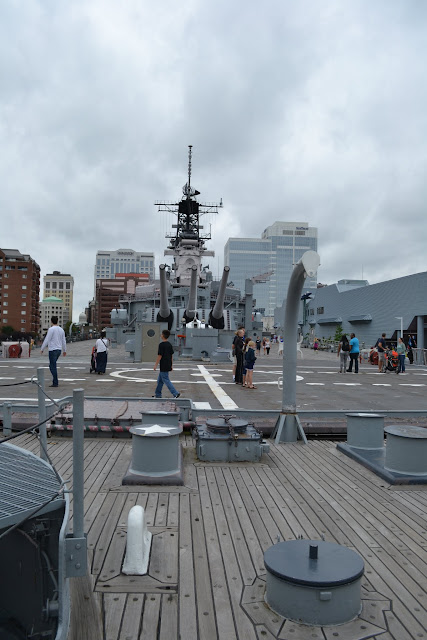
(40, 296), (64, 335)
(0, 248), (40, 335)
(224, 221), (318, 317)
(43, 271), (74, 325)
(94, 249), (155, 289)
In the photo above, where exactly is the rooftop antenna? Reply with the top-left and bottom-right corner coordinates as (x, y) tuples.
(187, 144), (192, 194)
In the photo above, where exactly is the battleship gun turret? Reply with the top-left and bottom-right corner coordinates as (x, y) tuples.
(183, 265), (198, 324)
(209, 266), (230, 329)
(156, 264), (174, 330)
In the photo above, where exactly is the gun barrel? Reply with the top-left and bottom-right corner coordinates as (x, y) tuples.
(157, 264), (174, 329)
(183, 265), (198, 323)
(209, 266), (230, 329)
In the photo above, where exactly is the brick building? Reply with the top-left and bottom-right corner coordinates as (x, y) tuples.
(0, 249), (41, 335)
(95, 273), (150, 328)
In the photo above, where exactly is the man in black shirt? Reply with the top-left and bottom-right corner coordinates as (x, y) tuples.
(153, 330), (180, 398)
(375, 333), (387, 373)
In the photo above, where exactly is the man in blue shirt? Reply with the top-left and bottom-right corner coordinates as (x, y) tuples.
(347, 332), (360, 373)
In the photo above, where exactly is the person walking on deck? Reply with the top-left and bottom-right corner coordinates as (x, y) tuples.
(40, 316), (66, 387)
(153, 329), (180, 398)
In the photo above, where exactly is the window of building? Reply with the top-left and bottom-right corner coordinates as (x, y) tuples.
(46, 282), (50, 289)
(3, 285), (8, 289)
(309, 308), (314, 315)
(22, 294), (26, 298)
(282, 230), (293, 235)
(3, 302), (7, 306)
(4, 274), (8, 278)
(295, 230), (306, 236)
(22, 302), (26, 306)
(22, 274), (27, 279)
(66, 282), (70, 289)
(18, 266), (28, 271)
(59, 282), (64, 289)
(21, 310), (26, 315)
(3, 294), (7, 298)
(22, 285), (27, 289)
(52, 282), (57, 288)
(6, 265), (15, 270)
(317, 307), (324, 314)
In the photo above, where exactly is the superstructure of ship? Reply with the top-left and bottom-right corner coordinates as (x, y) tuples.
(107, 146), (262, 361)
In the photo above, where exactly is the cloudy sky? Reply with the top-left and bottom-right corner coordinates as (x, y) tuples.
(1, 0), (426, 321)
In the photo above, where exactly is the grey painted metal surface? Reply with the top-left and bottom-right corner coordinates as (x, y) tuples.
(384, 425), (427, 475)
(276, 251), (320, 443)
(37, 367), (48, 461)
(304, 270), (427, 347)
(123, 414), (184, 485)
(195, 417), (269, 462)
(346, 413), (385, 449)
(264, 539), (364, 625)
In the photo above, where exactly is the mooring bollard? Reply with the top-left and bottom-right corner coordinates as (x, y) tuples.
(264, 539), (364, 625)
(384, 425), (427, 475)
(346, 413), (385, 449)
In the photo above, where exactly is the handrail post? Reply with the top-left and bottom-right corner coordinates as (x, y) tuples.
(37, 367), (48, 461)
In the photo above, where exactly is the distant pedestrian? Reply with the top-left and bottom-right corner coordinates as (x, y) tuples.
(375, 333), (387, 373)
(153, 329), (180, 398)
(265, 338), (271, 355)
(407, 344), (414, 364)
(255, 337), (261, 355)
(313, 338), (319, 352)
(262, 338), (266, 355)
(337, 334), (350, 373)
(242, 337), (251, 386)
(347, 333), (360, 373)
(396, 337), (406, 374)
(245, 340), (257, 388)
(40, 316), (67, 387)
(95, 330), (109, 374)
(234, 329), (245, 384)
(408, 335), (417, 348)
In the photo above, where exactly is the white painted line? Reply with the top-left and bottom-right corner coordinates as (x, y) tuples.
(0, 377), (15, 380)
(372, 384), (391, 387)
(306, 383), (325, 386)
(333, 383), (362, 386)
(398, 384), (425, 387)
(193, 402), (212, 409)
(197, 364), (238, 410)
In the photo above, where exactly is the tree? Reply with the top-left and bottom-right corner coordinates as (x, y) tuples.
(334, 325), (343, 342)
(1, 325), (14, 336)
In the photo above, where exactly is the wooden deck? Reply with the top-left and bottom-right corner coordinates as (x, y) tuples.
(16, 433), (427, 640)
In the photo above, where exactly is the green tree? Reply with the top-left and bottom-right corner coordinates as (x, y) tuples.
(1, 325), (14, 336)
(334, 325), (343, 342)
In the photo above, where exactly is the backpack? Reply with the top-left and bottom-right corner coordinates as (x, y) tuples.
(341, 340), (349, 352)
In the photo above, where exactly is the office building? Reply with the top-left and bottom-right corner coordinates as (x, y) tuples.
(0, 248), (40, 335)
(43, 271), (74, 325)
(95, 274), (150, 328)
(224, 221), (318, 317)
(94, 249), (155, 289)
(40, 296), (64, 336)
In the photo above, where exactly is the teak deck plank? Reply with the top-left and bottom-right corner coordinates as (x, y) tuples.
(10, 434), (427, 640)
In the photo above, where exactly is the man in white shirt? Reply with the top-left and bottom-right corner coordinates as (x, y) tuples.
(41, 316), (67, 387)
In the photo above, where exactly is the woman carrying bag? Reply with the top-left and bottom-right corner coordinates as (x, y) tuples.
(95, 330), (109, 375)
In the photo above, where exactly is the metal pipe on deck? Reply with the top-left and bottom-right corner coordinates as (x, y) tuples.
(209, 266), (230, 329)
(156, 264), (174, 330)
(183, 265), (198, 323)
(275, 251), (320, 443)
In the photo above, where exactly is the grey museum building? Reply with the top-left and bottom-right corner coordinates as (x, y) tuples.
(281, 271), (427, 350)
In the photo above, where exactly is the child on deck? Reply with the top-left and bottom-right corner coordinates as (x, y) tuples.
(245, 340), (257, 388)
